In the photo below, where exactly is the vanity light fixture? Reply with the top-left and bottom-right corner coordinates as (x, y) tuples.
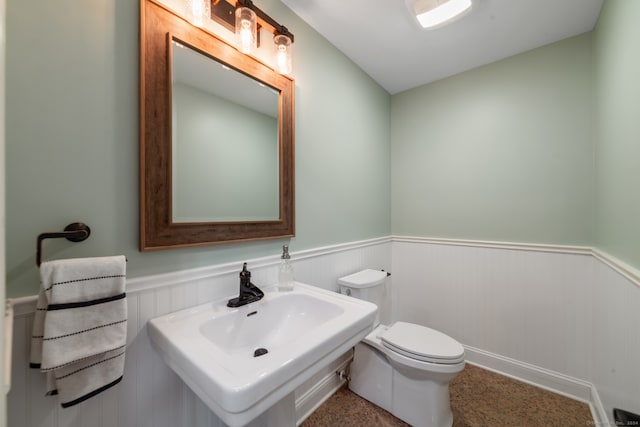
(409, 0), (473, 29)
(211, 0), (295, 74)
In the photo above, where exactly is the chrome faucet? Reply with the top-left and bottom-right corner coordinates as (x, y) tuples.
(227, 263), (264, 307)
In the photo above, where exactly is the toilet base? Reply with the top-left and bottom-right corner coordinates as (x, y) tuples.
(349, 339), (462, 427)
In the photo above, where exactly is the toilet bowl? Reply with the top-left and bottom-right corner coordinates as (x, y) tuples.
(338, 269), (465, 427)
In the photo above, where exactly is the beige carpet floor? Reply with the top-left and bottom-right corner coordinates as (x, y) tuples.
(301, 364), (593, 427)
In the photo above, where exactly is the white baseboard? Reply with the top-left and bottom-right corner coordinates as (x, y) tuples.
(590, 385), (611, 427)
(464, 345), (609, 426)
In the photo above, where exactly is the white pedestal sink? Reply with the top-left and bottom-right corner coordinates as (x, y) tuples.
(148, 282), (377, 426)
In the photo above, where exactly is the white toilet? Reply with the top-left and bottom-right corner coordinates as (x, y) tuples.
(338, 269), (465, 427)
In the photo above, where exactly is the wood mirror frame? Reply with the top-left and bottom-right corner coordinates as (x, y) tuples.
(140, 0), (295, 251)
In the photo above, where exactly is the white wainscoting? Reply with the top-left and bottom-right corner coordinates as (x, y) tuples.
(9, 236), (640, 426)
(591, 255), (640, 422)
(392, 237), (640, 426)
(391, 239), (595, 381)
(7, 238), (391, 427)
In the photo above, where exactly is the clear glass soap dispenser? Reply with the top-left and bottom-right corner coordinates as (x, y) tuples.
(278, 245), (294, 291)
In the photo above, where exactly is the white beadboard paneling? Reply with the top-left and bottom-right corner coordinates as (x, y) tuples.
(137, 290), (159, 427)
(291, 257), (313, 286)
(8, 237), (392, 427)
(392, 240), (594, 381)
(10, 235), (637, 427)
(8, 315), (27, 427)
(592, 248), (640, 290)
(101, 386), (119, 427)
(392, 237), (640, 425)
(118, 293), (139, 427)
(592, 259), (640, 418)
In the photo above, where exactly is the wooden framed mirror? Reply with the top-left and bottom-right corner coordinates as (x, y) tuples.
(140, 0), (295, 251)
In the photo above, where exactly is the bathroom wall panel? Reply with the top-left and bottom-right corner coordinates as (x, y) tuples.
(392, 238), (640, 420)
(593, 0), (640, 273)
(391, 240), (594, 381)
(9, 238), (639, 424)
(117, 292), (139, 426)
(591, 259), (640, 417)
(390, 34), (594, 247)
(7, 239), (390, 427)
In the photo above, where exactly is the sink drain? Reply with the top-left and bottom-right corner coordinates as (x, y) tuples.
(253, 348), (268, 357)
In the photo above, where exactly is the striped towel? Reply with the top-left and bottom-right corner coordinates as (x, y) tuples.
(29, 255), (127, 408)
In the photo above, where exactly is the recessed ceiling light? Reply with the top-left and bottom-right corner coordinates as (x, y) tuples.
(409, 0), (473, 29)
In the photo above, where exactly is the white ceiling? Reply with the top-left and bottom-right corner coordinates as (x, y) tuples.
(281, 0), (604, 94)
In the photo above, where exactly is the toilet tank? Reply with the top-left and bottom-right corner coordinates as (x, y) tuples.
(338, 269), (388, 326)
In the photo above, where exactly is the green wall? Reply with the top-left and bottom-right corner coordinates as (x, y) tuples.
(593, 0), (640, 270)
(391, 34), (595, 246)
(390, 1), (640, 272)
(5, 0), (391, 297)
(9, 0), (639, 298)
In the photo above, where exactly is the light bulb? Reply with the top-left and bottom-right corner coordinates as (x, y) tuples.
(273, 34), (292, 74)
(239, 21), (254, 53)
(188, 0), (209, 28)
(235, 7), (257, 54)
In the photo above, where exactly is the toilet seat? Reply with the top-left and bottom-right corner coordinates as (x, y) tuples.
(380, 322), (465, 365)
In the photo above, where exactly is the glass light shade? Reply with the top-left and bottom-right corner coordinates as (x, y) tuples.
(187, 0), (210, 28)
(273, 34), (292, 75)
(413, 0), (472, 29)
(235, 7), (257, 54)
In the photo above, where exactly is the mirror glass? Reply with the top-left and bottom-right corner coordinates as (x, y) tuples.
(171, 39), (280, 222)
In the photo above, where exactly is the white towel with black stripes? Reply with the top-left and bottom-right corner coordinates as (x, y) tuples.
(30, 255), (127, 408)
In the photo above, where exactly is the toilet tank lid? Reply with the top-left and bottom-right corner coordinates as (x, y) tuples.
(338, 269), (387, 288)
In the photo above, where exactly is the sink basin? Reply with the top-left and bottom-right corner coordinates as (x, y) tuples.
(148, 282), (377, 426)
(199, 293), (344, 358)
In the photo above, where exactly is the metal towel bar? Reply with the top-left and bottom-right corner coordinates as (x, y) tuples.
(36, 222), (91, 266)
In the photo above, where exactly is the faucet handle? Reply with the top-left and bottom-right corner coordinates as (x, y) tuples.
(240, 262), (251, 283)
